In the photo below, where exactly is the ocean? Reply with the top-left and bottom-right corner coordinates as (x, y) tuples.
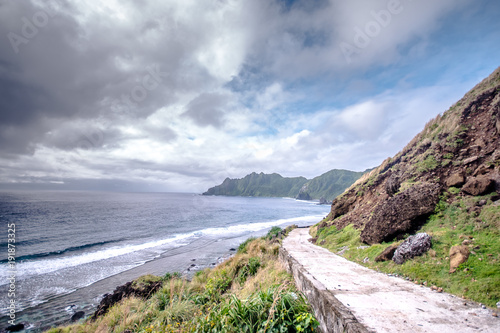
(0, 191), (329, 332)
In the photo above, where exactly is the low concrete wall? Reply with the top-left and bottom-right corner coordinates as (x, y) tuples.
(279, 247), (370, 333)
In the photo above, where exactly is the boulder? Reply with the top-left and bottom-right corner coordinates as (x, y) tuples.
(330, 195), (356, 219)
(496, 108), (500, 134)
(385, 173), (401, 196)
(463, 156), (479, 165)
(361, 183), (441, 244)
(318, 197), (331, 205)
(375, 243), (399, 262)
(5, 324), (25, 332)
(393, 233), (432, 264)
(446, 173), (465, 188)
(449, 245), (470, 273)
(71, 311), (85, 322)
(462, 176), (494, 196)
(92, 277), (162, 320)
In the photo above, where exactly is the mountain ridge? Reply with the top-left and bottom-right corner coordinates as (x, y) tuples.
(203, 169), (369, 201)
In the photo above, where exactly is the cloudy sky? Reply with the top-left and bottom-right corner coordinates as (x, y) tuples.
(0, 0), (499, 192)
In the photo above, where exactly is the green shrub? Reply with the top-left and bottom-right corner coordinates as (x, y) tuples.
(266, 226), (282, 239)
(443, 153), (453, 159)
(205, 269), (232, 301)
(162, 271), (181, 281)
(416, 155), (439, 173)
(237, 257), (261, 284)
(238, 237), (257, 253)
(196, 286), (318, 333)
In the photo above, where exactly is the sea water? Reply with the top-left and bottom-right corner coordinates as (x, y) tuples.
(0, 191), (329, 331)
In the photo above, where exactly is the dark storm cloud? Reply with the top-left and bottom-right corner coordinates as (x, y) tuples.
(0, 0), (497, 192)
(0, 0), (206, 155)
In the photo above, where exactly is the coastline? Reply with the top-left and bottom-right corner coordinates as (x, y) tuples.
(1, 237), (238, 332)
(3, 226), (294, 332)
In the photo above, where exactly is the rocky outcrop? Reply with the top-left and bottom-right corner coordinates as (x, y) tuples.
(392, 233), (432, 264)
(385, 173), (401, 196)
(5, 324), (24, 332)
(70, 311), (85, 322)
(446, 172), (465, 188)
(296, 183), (312, 200)
(319, 197), (331, 205)
(92, 277), (162, 320)
(315, 67), (500, 247)
(462, 175), (494, 196)
(449, 245), (470, 273)
(361, 183), (441, 244)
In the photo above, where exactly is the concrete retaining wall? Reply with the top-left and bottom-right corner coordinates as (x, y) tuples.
(279, 247), (370, 333)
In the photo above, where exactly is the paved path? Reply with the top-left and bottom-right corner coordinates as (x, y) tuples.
(283, 228), (499, 333)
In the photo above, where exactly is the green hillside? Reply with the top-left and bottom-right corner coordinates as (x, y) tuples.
(202, 172), (308, 197)
(203, 169), (367, 201)
(296, 169), (368, 202)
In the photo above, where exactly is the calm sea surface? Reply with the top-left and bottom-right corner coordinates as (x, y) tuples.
(0, 191), (329, 331)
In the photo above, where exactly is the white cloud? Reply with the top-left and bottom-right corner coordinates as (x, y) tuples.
(0, 0), (495, 192)
(337, 100), (388, 140)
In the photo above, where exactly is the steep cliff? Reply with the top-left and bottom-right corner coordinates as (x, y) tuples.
(317, 67), (500, 245)
(202, 172), (308, 197)
(296, 169), (369, 202)
(203, 169), (365, 200)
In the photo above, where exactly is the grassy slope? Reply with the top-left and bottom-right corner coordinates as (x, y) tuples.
(310, 67), (500, 308)
(47, 228), (319, 333)
(300, 169), (367, 201)
(312, 190), (500, 307)
(203, 169), (366, 200)
(203, 172), (308, 197)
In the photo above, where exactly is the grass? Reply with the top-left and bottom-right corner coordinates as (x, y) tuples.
(46, 227), (319, 333)
(313, 192), (500, 308)
(415, 154), (439, 174)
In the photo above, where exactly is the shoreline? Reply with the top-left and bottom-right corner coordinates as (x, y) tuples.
(1, 237), (243, 333)
(2, 227), (289, 332)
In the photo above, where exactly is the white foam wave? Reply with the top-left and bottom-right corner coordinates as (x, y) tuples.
(0, 214), (324, 282)
(199, 214), (323, 236)
(0, 233), (196, 280)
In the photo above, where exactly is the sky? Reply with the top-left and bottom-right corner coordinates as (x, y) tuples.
(0, 0), (499, 193)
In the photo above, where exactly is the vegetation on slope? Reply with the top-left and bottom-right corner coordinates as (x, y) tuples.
(311, 190), (500, 308)
(203, 169), (366, 201)
(311, 67), (500, 309)
(47, 227), (319, 333)
(296, 169), (368, 202)
(319, 66), (500, 242)
(203, 172), (308, 198)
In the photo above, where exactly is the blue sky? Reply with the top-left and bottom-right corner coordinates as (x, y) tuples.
(0, 0), (499, 192)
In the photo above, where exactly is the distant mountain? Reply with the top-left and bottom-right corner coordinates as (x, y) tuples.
(203, 169), (367, 201)
(296, 169), (368, 202)
(202, 172), (307, 197)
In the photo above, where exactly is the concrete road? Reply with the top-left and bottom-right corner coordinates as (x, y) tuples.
(283, 228), (499, 333)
